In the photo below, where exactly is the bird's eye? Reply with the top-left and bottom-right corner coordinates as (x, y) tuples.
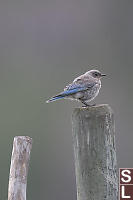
(94, 72), (98, 76)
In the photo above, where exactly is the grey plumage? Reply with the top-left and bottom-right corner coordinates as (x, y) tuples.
(46, 69), (106, 106)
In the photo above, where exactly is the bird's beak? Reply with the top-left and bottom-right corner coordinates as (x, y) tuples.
(101, 74), (106, 77)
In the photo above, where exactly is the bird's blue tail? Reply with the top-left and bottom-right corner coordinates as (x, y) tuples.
(46, 95), (65, 103)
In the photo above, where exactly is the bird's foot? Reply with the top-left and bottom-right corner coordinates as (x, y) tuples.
(81, 101), (96, 107)
(90, 103), (96, 106)
(81, 101), (90, 107)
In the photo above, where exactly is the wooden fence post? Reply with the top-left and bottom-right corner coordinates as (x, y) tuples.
(72, 104), (118, 200)
(8, 136), (32, 200)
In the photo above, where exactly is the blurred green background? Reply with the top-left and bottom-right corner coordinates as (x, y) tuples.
(0, 0), (133, 199)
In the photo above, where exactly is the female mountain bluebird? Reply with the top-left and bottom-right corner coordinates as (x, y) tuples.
(46, 69), (106, 106)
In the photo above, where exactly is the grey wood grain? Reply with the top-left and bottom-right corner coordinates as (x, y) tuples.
(8, 136), (32, 200)
(72, 104), (118, 200)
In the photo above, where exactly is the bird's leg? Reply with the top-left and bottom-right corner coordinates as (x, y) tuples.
(81, 100), (96, 107)
(81, 101), (90, 107)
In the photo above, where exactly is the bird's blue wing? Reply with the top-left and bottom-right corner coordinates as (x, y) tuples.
(62, 86), (87, 95)
(56, 80), (96, 97)
(64, 79), (96, 91)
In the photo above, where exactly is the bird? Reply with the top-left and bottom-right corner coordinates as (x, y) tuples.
(46, 69), (106, 106)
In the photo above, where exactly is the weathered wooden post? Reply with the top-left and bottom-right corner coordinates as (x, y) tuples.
(72, 104), (118, 200)
(8, 136), (32, 200)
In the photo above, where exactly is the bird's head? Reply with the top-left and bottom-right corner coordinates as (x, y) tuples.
(85, 70), (106, 79)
